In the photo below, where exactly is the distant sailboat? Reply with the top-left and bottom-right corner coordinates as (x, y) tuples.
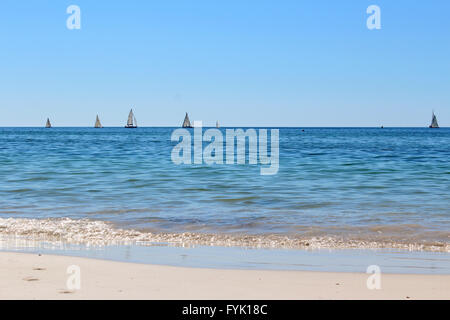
(45, 118), (51, 128)
(94, 115), (103, 128)
(216, 120), (220, 128)
(429, 111), (439, 128)
(125, 109), (137, 128)
(182, 112), (192, 128)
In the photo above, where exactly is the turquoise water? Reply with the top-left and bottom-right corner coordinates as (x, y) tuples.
(0, 127), (449, 250)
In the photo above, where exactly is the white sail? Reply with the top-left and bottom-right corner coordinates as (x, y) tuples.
(429, 112), (439, 128)
(216, 120), (219, 128)
(95, 115), (103, 128)
(125, 109), (137, 128)
(127, 109), (134, 126)
(45, 118), (51, 128)
(182, 112), (192, 128)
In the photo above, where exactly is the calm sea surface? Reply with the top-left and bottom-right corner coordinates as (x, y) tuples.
(0, 127), (449, 249)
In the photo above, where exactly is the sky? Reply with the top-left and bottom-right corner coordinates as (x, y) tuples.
(0, 0), (449, 127)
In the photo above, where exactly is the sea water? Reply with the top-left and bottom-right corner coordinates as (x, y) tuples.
(0, 127), (449, 256)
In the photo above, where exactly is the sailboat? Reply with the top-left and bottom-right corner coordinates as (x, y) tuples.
(125, 109), (137, 128)
(429, 111), (439, 128)
(216, 120), (220, 128)
(182, 112), (192, 128)
(94, 115), (103, 128)
(45, 118), (51, 128)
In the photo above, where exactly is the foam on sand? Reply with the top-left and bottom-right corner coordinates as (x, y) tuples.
(0, 217), (448, 252)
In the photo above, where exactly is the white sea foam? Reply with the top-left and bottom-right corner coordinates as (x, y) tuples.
(0, 217), (448, 252)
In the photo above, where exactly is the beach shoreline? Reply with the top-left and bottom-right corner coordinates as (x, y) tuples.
(1, 217), (448, 253)
(1, 251), (449, 300)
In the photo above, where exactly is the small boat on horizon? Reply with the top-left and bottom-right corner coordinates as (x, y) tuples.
(45, 118), (51, 128)
(429, 111), (439, 128)
(216, 120), (220, 128)
(125, 109), (137, 128)
(94, 115), (103, 128)
(182, 112), (193, 128)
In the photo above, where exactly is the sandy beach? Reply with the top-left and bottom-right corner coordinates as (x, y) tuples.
(0, 251), (448, 300)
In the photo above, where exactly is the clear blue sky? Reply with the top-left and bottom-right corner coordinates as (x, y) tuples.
(0, 0), (449, 127)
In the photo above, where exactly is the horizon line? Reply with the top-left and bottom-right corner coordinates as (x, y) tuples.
(0, 126), (447, 129)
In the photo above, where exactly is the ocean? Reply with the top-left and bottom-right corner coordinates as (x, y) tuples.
(0, 127), (449, 254)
